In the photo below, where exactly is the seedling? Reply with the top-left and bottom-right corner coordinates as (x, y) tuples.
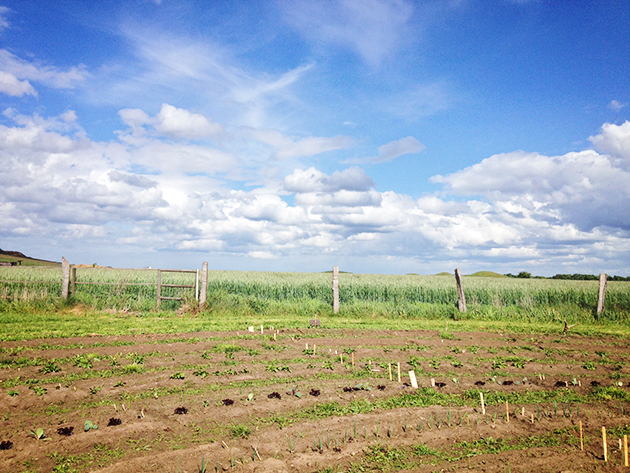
(7, 391), (18, 397)
(170, 372), (185, 379)
(286, 386), (302, 399)
(30, 427), (48, 440)
(246, 393), (254, 402)
(84, 420), (98, 431)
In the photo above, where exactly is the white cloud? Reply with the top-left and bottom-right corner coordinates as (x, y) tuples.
(279, 0), (414, 66)
(608, 100), (627, 112)
(250, 129), (354, 159)
(0, 6), (10, 32)
(155, 104), (226, 140)
(1, 111), (629, 274)
(0, 49), (88, 89)
(352, 136), (425, 164)
(284, 167), (374, 193)
(589, 121), (630, 163)
(0, 71), (37, 97)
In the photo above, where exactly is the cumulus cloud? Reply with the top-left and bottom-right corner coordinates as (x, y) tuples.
(279, 0), (414, 66)
(155, 104), (226, 140)
(1, 110), (629, 274)
(0, 71), (37, 97)
(284, 167), (374, 193)
(589, 121), (630, 163)
(352, 136), (425, 164)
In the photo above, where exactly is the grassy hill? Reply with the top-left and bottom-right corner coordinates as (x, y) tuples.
(0, 249), (59, 267)
(466, 271), (507, 278)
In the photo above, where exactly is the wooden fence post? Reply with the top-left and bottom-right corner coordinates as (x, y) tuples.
(332, 266), (339, 314)
(156, 270), (162, 308)
(71, 267), (77, 296)
(199, 262), (208, 307)
(454, 268), (466, 313)
(597, 273), (607, 315)
(61, 257), (70, 299)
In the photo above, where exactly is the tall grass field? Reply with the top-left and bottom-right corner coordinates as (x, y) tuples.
(1, 267), (629, 330)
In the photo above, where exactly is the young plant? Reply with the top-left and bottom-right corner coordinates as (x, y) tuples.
(30, 427), (48, 440)
(84, 420), (99, 431)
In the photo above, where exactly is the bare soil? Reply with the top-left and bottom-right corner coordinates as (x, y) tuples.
(1, 327), (629, 472)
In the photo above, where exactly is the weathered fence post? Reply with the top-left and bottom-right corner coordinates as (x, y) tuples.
(71, 266), (77, 296)
(156, 270), (162, 308)
(199, 262), (208, 307)
(332, 266), (339, 314)
(61, 257), (70, 299)
(195, 269), (199, 301)
(454, 268), (466, 313)
(597, 273), (607, 315)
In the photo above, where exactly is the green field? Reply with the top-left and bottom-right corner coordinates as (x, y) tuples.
(1, 266), (629, 341)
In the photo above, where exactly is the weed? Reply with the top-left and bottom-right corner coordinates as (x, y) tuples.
(230, 424), (251, 439)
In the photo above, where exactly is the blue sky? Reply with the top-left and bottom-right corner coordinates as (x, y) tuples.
(1, 0), (629, 275)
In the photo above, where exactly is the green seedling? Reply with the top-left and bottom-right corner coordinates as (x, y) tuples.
(7, 390), (18, 397)
(247, 393), (254, 402)
(84, 420), (99, 431)
(30, 427), (48, 440)
(170, 372), (185, 379)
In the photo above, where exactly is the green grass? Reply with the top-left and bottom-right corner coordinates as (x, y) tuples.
(1, 267), (629, 340)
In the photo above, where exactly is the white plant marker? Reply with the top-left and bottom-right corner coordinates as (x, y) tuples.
(409, 371), (418, 389)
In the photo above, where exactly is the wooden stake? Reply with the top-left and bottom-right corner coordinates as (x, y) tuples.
(409, 371), (418, 389)
(480, 392), (485, 415)
(273, 333), (276, 341)
(430, 378), (435, 387)
(305, 343), (308, 350)
(313, 344), (317, 354)
(602, 427), (608, 462)
(260, 325), (263, 334)
(397, 362), (401, 383)
(579, 421), (584, 451)
(506, 401), (509, 423)
(624, 434), (628, 467)
(340, 353), (343, 364)
(388, 363), (392, 381)
(351, 352), (355, 366)
(531, 413), (534, 424)
(521, 407), (525, 416)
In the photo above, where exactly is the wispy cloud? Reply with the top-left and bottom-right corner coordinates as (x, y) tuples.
(279, 0), (415, 66)
(349, 136), (425, 164)
(0, 49), (89, 90)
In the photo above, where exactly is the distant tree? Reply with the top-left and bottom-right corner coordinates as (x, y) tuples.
(517, 271), (531, 279)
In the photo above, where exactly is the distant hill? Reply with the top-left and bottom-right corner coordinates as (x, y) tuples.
(466, 271), (508, 278)
(0, 249), (59, 267)
(434, 272), (452, 277)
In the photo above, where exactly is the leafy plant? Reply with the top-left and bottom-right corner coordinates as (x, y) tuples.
(84, 420), (98, 431)
(7, 390), (18, 397)
(170, 372), (185, 379)
(583, 361), (596, 370)
(39, 361), (61, 374)
(30, 427), (48, 440)
(193, 369), (208, 378)
(230, 424), (251, 439)
(30, 385), (47, 396)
